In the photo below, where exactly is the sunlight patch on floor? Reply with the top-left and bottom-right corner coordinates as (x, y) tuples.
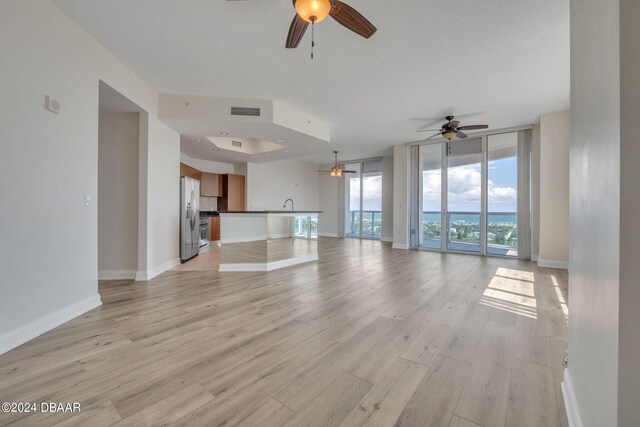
(480, 269), (538, 319)
(551, 274), (569, 320)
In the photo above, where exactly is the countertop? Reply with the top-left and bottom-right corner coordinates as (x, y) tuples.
(218, 210), (322, 214)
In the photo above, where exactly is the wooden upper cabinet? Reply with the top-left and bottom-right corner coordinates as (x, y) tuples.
(219, 174), (245, 211)
(180, 163), (202, 182)
(200, 173), (222, 197)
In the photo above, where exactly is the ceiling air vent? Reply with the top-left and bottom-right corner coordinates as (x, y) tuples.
(230, 106), (261, 117)
(231, 140), (243, 148)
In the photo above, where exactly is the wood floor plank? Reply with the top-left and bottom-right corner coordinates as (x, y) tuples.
(232, 396), (295, 427)
(112, 383), (215, 426)
(455, 320), (515, 427)
(438, 303), (492, 365)
(505, 358), (560, 427)
(282, 372), (373, 427)
(449, 415), (482, 427)
(401, 302), (468, 366)
(339, 358), (428, 427)
(50, 401), (122, 427)
(396, 356), (470, 427)
(273, 316), (398, 411)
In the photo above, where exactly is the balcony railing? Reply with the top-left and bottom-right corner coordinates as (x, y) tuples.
(348, 210), (382, 238)
(421, 211), (517, 252)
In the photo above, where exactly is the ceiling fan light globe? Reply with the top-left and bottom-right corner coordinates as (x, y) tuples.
(330, 167), (342, 177)
(294, 0), (332, 23)
(443, 130), (457, 140)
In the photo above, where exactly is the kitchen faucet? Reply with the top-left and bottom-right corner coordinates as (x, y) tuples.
(283, 198), (294, 211)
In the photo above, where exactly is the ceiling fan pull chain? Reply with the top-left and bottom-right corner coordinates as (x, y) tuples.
(311, 21), (315, 59)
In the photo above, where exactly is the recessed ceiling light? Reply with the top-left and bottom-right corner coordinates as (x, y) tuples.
(219, 132), (229, 136)
(251, 155), (256, 158)
(285, 149), (289, 152)
(195, 139), (202, 142)
(264, 153), (270, 156)
(213, 148), (219, 151)
(278, 139), (285, 143)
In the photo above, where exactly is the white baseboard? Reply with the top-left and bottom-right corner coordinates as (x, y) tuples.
(219, 254), (318, 272)
(318, 232), (339, 238)
(0, 294), (102, 356)
(392, 243), (409, 250)
(98, 270), (136, 280)
(537, 258), (569, 270)
(220, 235), (267, 244)
(136, 257), (180, 281)
(562, 368), (583, 427)
(531, 254), (539, 262)
(381, 237), (393, 243)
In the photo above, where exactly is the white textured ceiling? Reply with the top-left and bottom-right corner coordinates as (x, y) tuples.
(53, 0), (569, 164)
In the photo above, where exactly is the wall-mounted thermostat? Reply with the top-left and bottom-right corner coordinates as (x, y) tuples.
(44, 95), (61, 114)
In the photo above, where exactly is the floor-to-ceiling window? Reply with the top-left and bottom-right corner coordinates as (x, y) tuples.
(410, 129), (530, 258)
(487, 133), (518, 256)
(346, 159), (382, 239)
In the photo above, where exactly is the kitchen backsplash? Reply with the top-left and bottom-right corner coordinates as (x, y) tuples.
(200, 197), (217, 211)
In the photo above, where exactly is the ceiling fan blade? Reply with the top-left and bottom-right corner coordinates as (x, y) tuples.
(343, 170), (358, 173)
(416, 129), (442, 132)
(457, 124), (489, 131)
(448, 120), (460, 129)
(329, 0), (377, 39)
(424, 132), (443, 140)
(457, 131), (468, 139)
(286, 14), (309, 48)
(318, 170), (332, 173)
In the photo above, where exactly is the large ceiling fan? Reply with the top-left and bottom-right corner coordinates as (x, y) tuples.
(228, 0), (377, 50)
(318, 151), (357, 178)
(417, 115), (489, 140)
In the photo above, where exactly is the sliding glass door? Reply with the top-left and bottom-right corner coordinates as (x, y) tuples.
(411, 130), (529, 258)
(487, 133), (518, 256)
(346, 159), (382, 240)
(446, 138), (483, 253)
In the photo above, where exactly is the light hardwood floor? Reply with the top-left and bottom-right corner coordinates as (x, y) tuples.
(0, 238), (569, 427)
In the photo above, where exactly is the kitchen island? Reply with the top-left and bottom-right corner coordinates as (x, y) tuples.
(218, 211), (321, 272)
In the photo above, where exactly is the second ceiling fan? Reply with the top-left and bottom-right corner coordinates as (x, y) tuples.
(417, 116), (489, 140)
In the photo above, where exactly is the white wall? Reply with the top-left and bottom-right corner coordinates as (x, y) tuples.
(393, 144), (410, 249)
(568, 1), (621, 425)
(618, 2), (640, 424)
(144, 116), (180, 278)
(381, 156), (394, 242)
(538, 110), (570, 268)
(246, 159), (319, 211)
(0, 0), (180, 354)
(98, 112), (139, 273)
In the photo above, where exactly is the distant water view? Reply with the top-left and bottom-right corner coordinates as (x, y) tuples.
(422, 212), (516, 224)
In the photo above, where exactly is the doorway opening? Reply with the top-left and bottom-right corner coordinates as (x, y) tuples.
(97, 81), (145, 280)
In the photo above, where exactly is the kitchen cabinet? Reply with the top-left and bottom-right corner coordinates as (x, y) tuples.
(219, 174), (245, 211)
(200, 173), (223, 197)
(208, 216), (220, 241)
(180, 163), (202, 181)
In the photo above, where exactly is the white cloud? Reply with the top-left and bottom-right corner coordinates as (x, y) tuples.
(423, 165), (516, 210)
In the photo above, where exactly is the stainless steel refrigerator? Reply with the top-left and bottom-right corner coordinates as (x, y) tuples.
(180, 176), (200, 262)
